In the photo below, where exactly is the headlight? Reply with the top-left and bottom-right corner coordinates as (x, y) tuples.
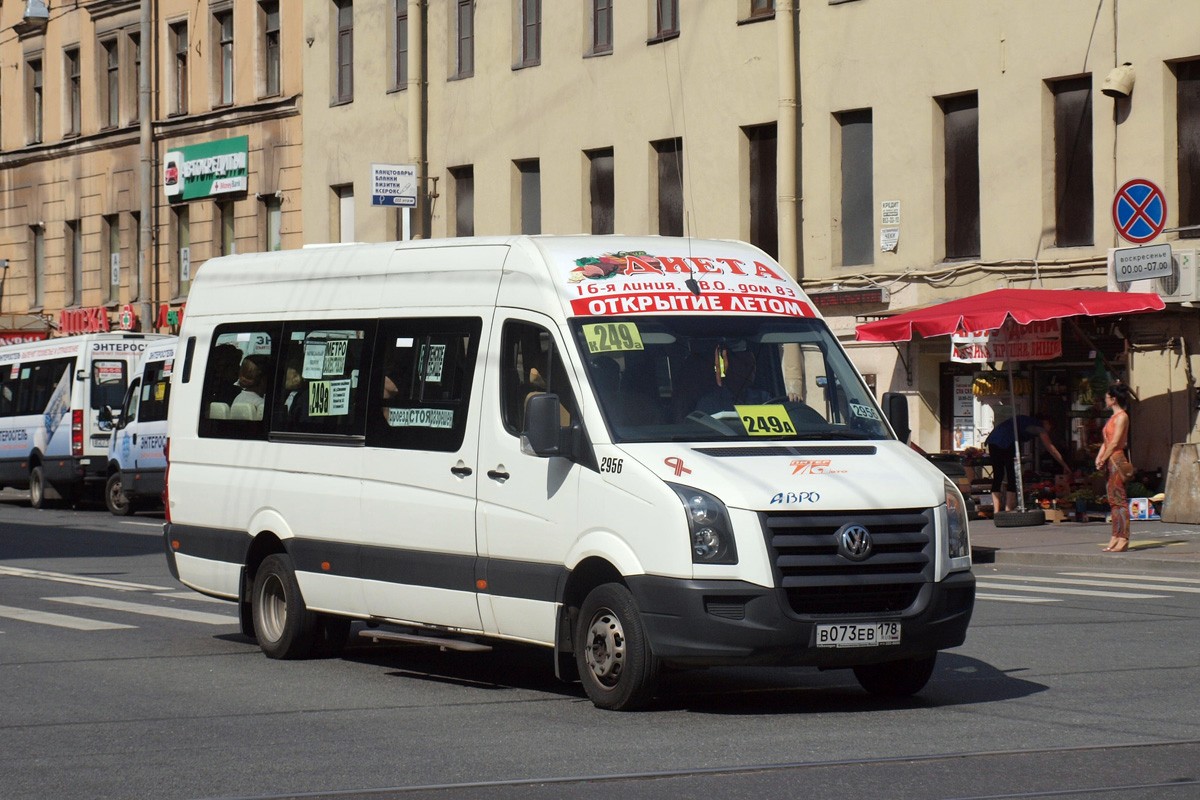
(669, 484), (738, 565)
(944, 478), (971, 562)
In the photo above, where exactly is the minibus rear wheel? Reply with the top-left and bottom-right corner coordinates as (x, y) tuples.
(29, 466), (50, 509)
(574, 583), (660, 711)
(252, 553), (321, 659)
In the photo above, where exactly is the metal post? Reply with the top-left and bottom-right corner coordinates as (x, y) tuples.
(1009, 360), (1026, 513)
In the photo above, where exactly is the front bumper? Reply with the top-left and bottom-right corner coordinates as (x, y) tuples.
(627, 570), (975, 668)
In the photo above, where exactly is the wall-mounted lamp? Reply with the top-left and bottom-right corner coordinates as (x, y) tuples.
(1102, 62), (1135, 99)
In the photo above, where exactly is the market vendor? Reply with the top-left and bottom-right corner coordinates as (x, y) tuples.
(985, 414), (1071, 513)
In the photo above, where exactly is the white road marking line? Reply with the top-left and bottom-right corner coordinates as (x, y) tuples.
(119, 520), (164, 528)
(153, 591), (230, 604)
(0, 604), (135, 631)
(0, 566), (169, 592)
(976, 593), (1059, 604)
(975, 582), (1168, 599)
(985, 574), (1200, 594)
(48, 596), (237, 625)
(1063, 571), (1200, 585)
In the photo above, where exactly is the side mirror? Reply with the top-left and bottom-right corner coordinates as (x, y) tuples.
(882, 392), (910, 444)
(522, 393), (566, 457)
(99, 405), (113, 424)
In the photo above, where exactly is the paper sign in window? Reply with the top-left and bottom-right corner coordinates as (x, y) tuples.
(386, 407), (454, 429)
(307, 379), (351, 417)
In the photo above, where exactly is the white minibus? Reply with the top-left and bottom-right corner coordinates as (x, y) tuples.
(0, 333), (173, 508)
(163, 236), (975, 710)
(103, 338), (178, 515)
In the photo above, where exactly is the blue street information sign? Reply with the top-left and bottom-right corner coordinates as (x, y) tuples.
(1112, 178), (1166, 245)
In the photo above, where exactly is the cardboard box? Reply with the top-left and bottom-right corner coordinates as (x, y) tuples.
(1129, 497), (1151, 520)
(1044, 508), (1067, 523)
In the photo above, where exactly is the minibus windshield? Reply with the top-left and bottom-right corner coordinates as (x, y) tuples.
(570, 315), (893, 443)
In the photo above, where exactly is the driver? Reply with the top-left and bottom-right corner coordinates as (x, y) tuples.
(694, 348), (769, 414)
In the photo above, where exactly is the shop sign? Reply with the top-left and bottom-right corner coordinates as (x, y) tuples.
(58, 304), (140, 335)
(0, 331), (48, 346)
(809, 287), (890, 308)
(163, 135), (250, 201)
(157, 303), (186, 333)
(950, 318), (1061, 363)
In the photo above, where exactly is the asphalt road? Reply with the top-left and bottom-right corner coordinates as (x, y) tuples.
(1, 496), (1198, 800)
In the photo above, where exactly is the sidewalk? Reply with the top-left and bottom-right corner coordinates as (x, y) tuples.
(970, 513), (1200, 572)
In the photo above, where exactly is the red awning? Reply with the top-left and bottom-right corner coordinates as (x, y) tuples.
(854, 288), (1165, 343)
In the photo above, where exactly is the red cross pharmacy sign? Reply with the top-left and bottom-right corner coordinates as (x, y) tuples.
(1112, 178), (1167, 244)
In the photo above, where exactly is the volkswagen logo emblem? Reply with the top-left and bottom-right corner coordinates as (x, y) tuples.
(837, 524), (873, 561)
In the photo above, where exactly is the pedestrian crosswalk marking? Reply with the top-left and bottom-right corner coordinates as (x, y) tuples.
(975, 593), (1059, 604)
(1064, 571), (1200, 585)
(984, 574), (1200, 595)
(48, 596), (237, 625)
(0, 566), (169, 592)
(0, 604), (135, 631)
(975, 581), (1168, 599)
(154, 590), (229, 604)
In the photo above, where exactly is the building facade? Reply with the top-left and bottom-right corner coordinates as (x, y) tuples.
(3, 0), (1199, 486)
(0, 0), (304, 340)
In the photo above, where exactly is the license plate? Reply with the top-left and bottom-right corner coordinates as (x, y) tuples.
(815, 621), (901, 648)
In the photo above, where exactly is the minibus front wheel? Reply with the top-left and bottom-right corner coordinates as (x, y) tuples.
(575, 583), (661, 711)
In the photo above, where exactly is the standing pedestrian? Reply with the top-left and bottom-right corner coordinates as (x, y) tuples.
(1094, 383), (1134, 552)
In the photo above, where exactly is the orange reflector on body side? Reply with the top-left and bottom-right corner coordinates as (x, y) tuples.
(476, 579), (487, 590)
(321, 561), (332, 571)
(171, 540), (181, 550)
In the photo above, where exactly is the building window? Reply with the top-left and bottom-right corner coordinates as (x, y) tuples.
(128, 32), (141, 124)
(393, 2), (408, 90)
(654, 0), (679, 40)
(65, 48), (81, 136)
(102, 39), (120, 128)
(456, 0), (474, 78)
(214, 10), (234, 106)
(653, 137), (684, 237)
(104, 214), (121, 304)
(519, 0), (541, 67)
(335, 0), (354, 103)
(334, 184), (354, 242)
(1176, 61), (1200, 240)
(31, 225), (45, 308)
(942, 93), (980, 260)
(261, 195), (283, 251)
(587, 148), (615, 235)
(837, 109), (873, 267)
(749, 0), (775, 18)
(451, 166), (474, 237)
(217, 201), (236, 256)
(516, 160), (541, 235)
(173, 205), (191, 297)
(591, 0), (613, 54)
(745, 123), (778, 260)
(27, 59), (44, 144)
(1052, 76), (1094, 248)
(67, 220), (83, 307)
(170, 21), (189, 115)
(260, 2), (281, 97)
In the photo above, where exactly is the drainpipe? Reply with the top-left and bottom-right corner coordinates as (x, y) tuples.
(776, 0), (804, 397)
(137, 0), (154, 329)
(408, 0), (426, 239)
(776, 0), (799, 281)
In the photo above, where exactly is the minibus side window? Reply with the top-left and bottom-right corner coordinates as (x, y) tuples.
(199, 325), (280, 440)
(17, 358), (75, 415)
(367, 317), (482, 452)
(0, 364), (16, 416)
(272, 321), (373, 437)
(499, 320), (577, 436)
(120, 377), (142, 428)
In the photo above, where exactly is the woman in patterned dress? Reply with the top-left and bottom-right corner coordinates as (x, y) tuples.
(1094, 383), (1133, 552)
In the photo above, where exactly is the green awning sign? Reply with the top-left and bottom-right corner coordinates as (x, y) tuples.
(163, 136), (249, 201)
